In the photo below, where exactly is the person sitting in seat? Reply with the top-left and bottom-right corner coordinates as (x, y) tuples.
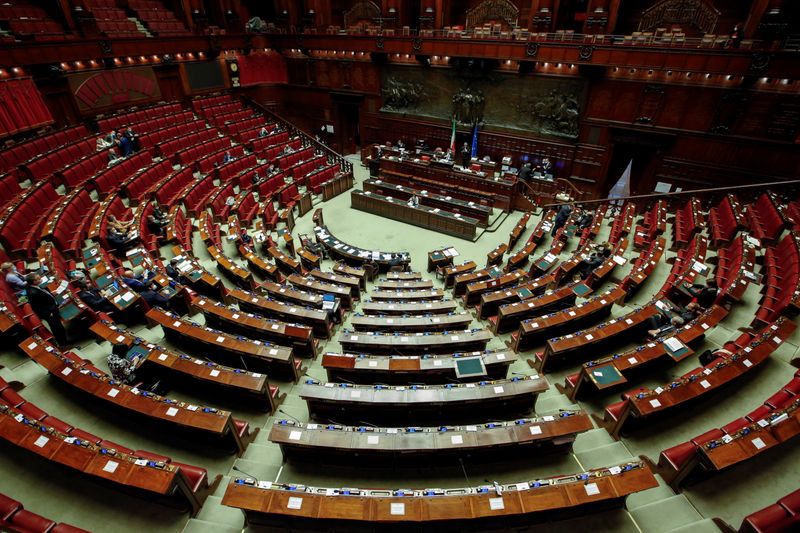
(25, 273), (68, 346)
(646, 302), (701, 338)
(74, 280), (116, 315)
(576, 210), (594, 229)
(408, 194), (420, 208)
(551, 204), (572, 236)
(1, 262), (27, 294)
(222, 151), (234, 164)
(251, 171), (264, 186)
(259, 126), (268, 138)
(121, 269), (171, 310)
(107, 348), (140, 384)
(107, 215), (133, 234)
(165, 258), (182, 282)
(685, 279), (719, 308)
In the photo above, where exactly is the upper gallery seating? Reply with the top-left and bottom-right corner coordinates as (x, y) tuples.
(129, 0), (191, 36)
(0, 2), (73, 41)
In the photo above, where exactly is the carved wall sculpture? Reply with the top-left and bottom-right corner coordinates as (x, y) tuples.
(465, 0), (519, 30)
(343, 1), (381, 28)
(638, 0), (720, 35)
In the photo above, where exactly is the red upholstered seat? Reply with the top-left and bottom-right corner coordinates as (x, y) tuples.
(233, 419), (249, 438)
(565, 372), (579, 388)
(746, 405), (772, 422)
(99, 440), (134, 455)
(604, 400), (626, 421)
(8, 509), (57, 532)
(42, 416), (74, 434)
(1, 388), (25, 408)
(766, 390), (795, 410)
(691, 428), (724, 446)
(173, 462), (208, 493)
(659, 441), (696, 470)
(18, 402), (47, 421)
(51, 523), (93, 533)
(68, 428), (101, 444)
(721, 417), (750, 435)
(779, 489), (800, 514)
(743, 504), (793, 533)
(0, 493), (22, 521)
(784, 378), (800, 395)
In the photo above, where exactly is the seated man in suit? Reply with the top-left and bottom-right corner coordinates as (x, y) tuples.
(74, 280), (117, 315)
(685, 279), (719, 308)
(647, 302), (701, 338)
(165, 258), (182, 282)
(25, 273), (68, 346)
(121, 269), (171, 310)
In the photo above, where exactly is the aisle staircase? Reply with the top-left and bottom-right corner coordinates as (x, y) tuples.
(129, 17), (152, 37)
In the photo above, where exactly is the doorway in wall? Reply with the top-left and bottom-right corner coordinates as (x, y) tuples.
(331, 92), (363, 155)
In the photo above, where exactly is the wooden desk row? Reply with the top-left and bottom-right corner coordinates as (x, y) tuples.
(145, 307), (302, 382)
(288, 273), (354, 309)
(221, 461), (657, 528)
(370, 288), (445, 301)
(321, 349), (516, 384)
(227, 287), (335, 339)
(89, 320), (280, 411)
(620, 237), (666, 294)
(384, 271), (423, 281)
(20, 336), (252, 455)
(364, 178), (493, 226)
(314, 225), (410, 270)
(440, 261), (476, 288)
(486, 242), (508, 268)
(266, 245), (301, 275)
(190, 297), (317, 358)
(238, 242), (280, 282)
(339, 328), (493, 355)
(0, 405), (210, 516)
(428, 247), (458, 272)
(464, 269), (528, 307)
(512, 286), (627, 356)
(299, 375), (548, 426)
(535, 294), (658, 372)
(269, 410), (593, 465)
(563, 305), (729, 401)
(321, 171), (354, 202)
(309, 269), (362, 299)
(601, 317), (797, 439)
(352, 190), (479, 241)
(374, 279), (434, 291)
(508, 212), (531, 250)
(360, 299), (458, 316)
(333, 262), (368, 288)
(207, 243), (255, 290)
(453, 267), (494, 297)
(488, 282), (581, 333)
(169, 247), (225, 299)
(350, 312), (472, 333)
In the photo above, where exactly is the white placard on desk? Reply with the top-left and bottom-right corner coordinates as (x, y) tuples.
(493, 386), (504, 394)
(351, 390), (362, 399)
(368, 360), (378, 367)
(585, 334), (594, 341)
(34, 435), (49, 448)
(367, 435), (379, 445)
(433, 359), (443, 366)
(165, 407), (178, 417)
(107, 388), (119, 398)
(172, 320), (182, 327)
(700, 379), (711, 389)
(489, 497), (505, 510)
(61, 367), (72, 376)
(496, 353), (506, 360)
(390, 502), (405, 515)
(287, 497), (303, 510)
(158, 353), (168, 361)
(751, 437), (766, 450)
(585, 483), (600, 496)
(210, 369), (220, 377)
(451, 336), (460, 341)
(650, 399), (662, 408)
(529, 425), (542, 435)
(628, 357), (638, 365)
(289, 430), (302, 441)
(215, 336), (225, 343)
(451, 435), (463, 445)
(269, 349), (278, 356)
(103, 460), (119, 474)
(743, 359), (752, 368)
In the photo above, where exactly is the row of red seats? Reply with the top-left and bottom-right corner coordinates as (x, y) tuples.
(183, 176), (216, 216)
(657, 367), (800, 489)
(175, 136), (231, 167)
(0, 491), (87, 533)
(278, 182), (302, 210)
(708, 194), (742, 248)
(216, 153), (256, 182)
(290, 155), (326, 185)
(673, 197), (704, 248)
(136, 8), (181, 22)
(23, 138), (96, 182)
(275, 146), (314, 170)
(0, 376), (212, 520)
(237, 162), (273, 189)
(746, 192), (787, 245)
(197, 102), (245, 121)
(739, 487), (800, 533)
(262, 197), (279, 230)
(633, 199), (665, 249)
(0, 173), (22, 211)
(97, 102), (184, 132)
(236, 123), (277, 143)
(0, 5), (48, 20)
(756, 232), (800, 325)
(153, 166), (194, 207)
(84, 0), (116, 7)
(235, 192), (259, 224)
(190, 94), (233, 112)
(8, 19), (67, 37)
(307, 165), (338, 195)
(254, 137), (301, 160)
(138, 118), (206, 152)
(129, 0), (165, 10)
(122, 159), (173, 203)
(608, 202), (635, 244)
(168, 207), (192, 250)
(90, 150), (153, 196)
(147, 20), (190, 34)
(207, 182), (237, 221)
(254, 173), (286, 199)
(205, 110), (251, 130)
(716, 235), (753, 302)
(225, 117), (262, 137)
(0, 124), (88, 174)
(656, 234), (708, 299)
(58, 150), (108, 189)
(44, 189), (97, 258)
(159, 128), (218, 160)
(94, 196), (131, 250)
(0, 181), (59, 258)
(95, 19), (142, 37)
(90, 7), (128, 20)
(189, 142), (243, 174)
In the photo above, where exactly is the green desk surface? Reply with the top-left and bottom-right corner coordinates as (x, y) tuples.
(572, 283), (593, 297)
(536, 259), (552, 270)
(429, 251), (446, 261)
(129, 254), (145, 267)
(85, 256), (100, 268)
(587, 364), (625, 388)
(126, 344), (150, 362)
(454, 357), (487, 378)
(82, 248), (99, 261)
(59, 303), (82, 321)
(488, 267), (503, 278)
(664, 341), (692, 362)
(517, 288), (534, 300)
(94, 274), (114, 289)
(187, 270), (203, 282)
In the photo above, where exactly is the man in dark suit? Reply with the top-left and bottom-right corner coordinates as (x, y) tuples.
(460, 142), (471, 168)
(74, 280), (116, 315)
(25, 273), (67, 346)
(686, 279), (719, 308)
(517, 163), (532, 182)
(551, 204), (572, 236)
(121, 269), (171, 310)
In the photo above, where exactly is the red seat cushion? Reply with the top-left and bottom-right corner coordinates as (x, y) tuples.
(605, 400), (626, 421)
(233, 419), (249, 438)
(1, 388), (25, 408)
(19, 402), (48, 421)
(0, 493), (21, 521)
(766, 390), (794, 410)
(747, 405), (773, 422)
(173, 461), (207, 493)
(692, 428), (724, 446)
(51, 524), (92, 533)
(42, 416), (74, 434)
(779, 488), (800, 514)
(744, 504), (791, 532)
(68, 428), (101, 444)
(721, 417), (750, 435)
(9, 509), (57, 532)
(99, 440), (134, 455)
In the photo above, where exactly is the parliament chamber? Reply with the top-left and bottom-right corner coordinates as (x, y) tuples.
(0, 0), (799, 532)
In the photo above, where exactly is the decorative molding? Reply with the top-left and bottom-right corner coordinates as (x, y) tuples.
(344, 1), (380, 29)
(525, 42), (539, 57)
(375, 35), (384, 50)
(578, 45), (594, 61)
(412, 38), (423, 52)
(465, 0), (519, 30)
(749, 53), (771, 71)
(638, 0), (720, 34)
(99, 40), (112, 55)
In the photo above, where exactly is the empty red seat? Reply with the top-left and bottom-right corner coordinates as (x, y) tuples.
(0, 493), (21, 521)
(68, 428), (102, 444)
(18, 402), (47, 421)
(8, 509), (57, 532)
(42, 416), (74, 434)
(173, 462), (208, 493)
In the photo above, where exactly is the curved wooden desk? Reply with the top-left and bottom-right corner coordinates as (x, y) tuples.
(339, 329), (493, 355)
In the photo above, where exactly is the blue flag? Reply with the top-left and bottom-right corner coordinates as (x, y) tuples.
(470, 123), (478, 158)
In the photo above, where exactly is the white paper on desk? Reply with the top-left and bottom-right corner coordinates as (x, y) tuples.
(157, 353), (168, 361)
(172, 320), (182, 328)
(368, 361), (378, 367)
(287, 497), (303, 510)
(450, 435), (464, 445)
(663, 337), (684, 352)
(743, 359), (753, 368)
(390, 502), (405, 515)
(289, 430), (302, 441)
(751, 437), (766, 450)
(433, 360), (443, 367)
(134, 459), (148, 466)
(120, 292), (135, 302)
(585, 334), (594, 341)
(210, 369), (220, 377)
(609, 466), (622, 475)
(628, 357), (638, 365)
(650, 399), (662, 408)
(215, 336), (225, 343)
(613, 255), (627, 265)
(107, 388), (119, 398)
(269, 349), (278, 356)
(585, 483), (600, 496)
(493, 386), (504, 394)
(34, 435), (49, 448)
(489, 497), (505, 510)
(165, 407), (178, 417)
(351, 390), (362, 399)
(61, 367), (72, 376)
(367, 435), (379, 445)
(529, 425), (542, 435)
(103, 460), (119, 474)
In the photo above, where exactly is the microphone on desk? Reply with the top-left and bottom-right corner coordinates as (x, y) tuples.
(458, 457), (471, 485)
(232, 465), (260, 483)
(485, 479), (504, 496)
(335, 376), (356, 385)
(277, 409), (302, 424)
